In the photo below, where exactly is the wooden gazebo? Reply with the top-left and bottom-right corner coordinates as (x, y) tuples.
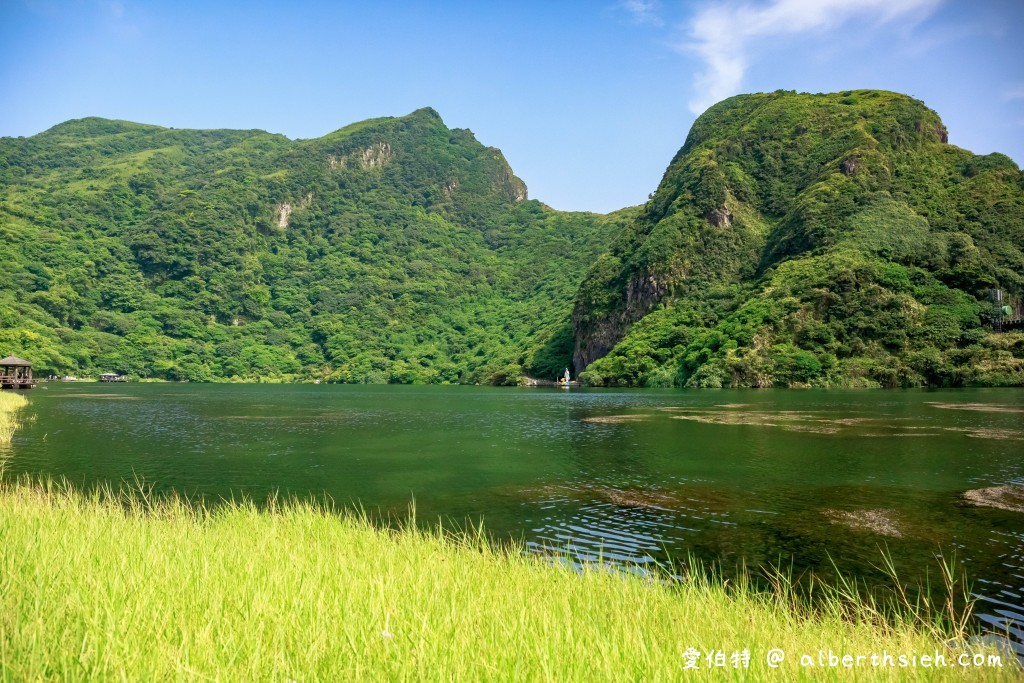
(0, 356), (36, 389)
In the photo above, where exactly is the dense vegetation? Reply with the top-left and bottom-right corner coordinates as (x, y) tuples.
(574, 90), (1024, 387)
(0, 109), (623, 383)
(2, 91), (1022, 386)
(1, 480), (1012, 681)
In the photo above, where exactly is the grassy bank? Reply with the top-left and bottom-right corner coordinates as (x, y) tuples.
(0, 481), (1014, 681)
(0, 393), (28, 446)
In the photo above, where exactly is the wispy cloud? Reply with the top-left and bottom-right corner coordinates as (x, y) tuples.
(1003, 85), (1024, 102)
(894, 20), (991, 58)
(17, 0), (142, 36)
(620, 0), (663, 26)
(100, 0), (142, 37)
(683, 0), (942, 114)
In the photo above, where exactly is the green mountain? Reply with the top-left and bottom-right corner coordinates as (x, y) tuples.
(3, 91), (1022, 387)
(0, 108), (625, 383)
(573, 90), (1024, 387)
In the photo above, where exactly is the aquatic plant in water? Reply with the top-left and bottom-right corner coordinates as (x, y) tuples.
(0, 392), (28, 445)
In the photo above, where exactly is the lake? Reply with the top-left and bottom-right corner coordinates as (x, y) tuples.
(2, 383), (1022, 653)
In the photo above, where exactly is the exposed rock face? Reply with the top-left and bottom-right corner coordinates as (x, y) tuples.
(573, 309), (633, 373)
(707, 206), (732, 227)
(573, 270), (669, 372)
(358, 142), (392, 169)
(328, 143), (392, 171)
(275, 194), (311, 229)
(511, 181), (528, 202)
(840, 156), (858, 175)
(276, 202), (292, 229)
(486, 147), (528, 202)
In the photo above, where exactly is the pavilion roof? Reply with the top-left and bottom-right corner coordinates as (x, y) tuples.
(0, 355), (32, 366)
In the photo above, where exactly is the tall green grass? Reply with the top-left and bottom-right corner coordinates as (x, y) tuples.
(0, 480), (1014, 681)
(0, 393), (28, 446)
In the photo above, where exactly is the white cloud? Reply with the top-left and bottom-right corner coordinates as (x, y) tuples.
(621, 0), (663, 26)
(684, 0), (942, 114)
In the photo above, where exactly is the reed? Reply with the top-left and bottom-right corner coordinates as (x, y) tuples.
(0, 392), (27, 446)
(0, 479), (1014, 681)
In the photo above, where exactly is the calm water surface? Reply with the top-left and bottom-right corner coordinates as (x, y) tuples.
(3, 384), (1022, 652)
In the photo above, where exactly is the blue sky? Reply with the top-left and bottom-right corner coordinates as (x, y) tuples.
(2, 0), (1022, 213)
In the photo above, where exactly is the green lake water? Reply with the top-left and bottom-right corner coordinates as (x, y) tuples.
(2, 384), (1023, 652)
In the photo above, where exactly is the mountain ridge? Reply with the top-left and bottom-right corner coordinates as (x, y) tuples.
(2, 91), (1022, 387)
(0, 107), (622, 383)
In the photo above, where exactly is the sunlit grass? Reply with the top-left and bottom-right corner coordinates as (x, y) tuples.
(0, 392), (28, 446)
(0, 480), (1015, 681)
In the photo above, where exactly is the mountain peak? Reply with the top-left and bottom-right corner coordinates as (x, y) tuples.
(406, 106), (444, 122)
(39, 117), (164, 138)
(682, 89), (946, 160)
(573, 89), (1024, 387)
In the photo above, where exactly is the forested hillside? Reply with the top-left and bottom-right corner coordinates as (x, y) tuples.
(573, 90), (1024, 387)
(3, 91), (1022, 386)
(0, 109), (625, 383)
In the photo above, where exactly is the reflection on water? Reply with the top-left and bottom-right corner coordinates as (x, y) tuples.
(3, 383), (1023, 656)
(973, 524), (1024, 658)
(524, 481), (734, 568)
